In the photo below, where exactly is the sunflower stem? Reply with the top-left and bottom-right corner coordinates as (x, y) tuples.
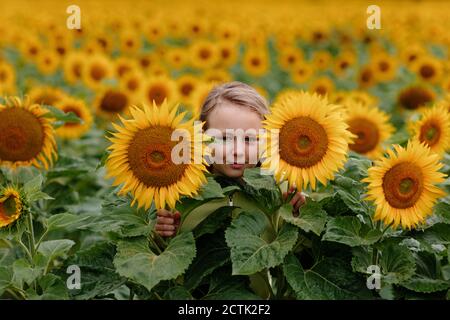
(148, 234), (162, 255)
(27, 211), (37, 259)
(17, 238), (33, 262)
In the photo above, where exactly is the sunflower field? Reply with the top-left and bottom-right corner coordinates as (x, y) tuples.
(1, 0), (450, 301)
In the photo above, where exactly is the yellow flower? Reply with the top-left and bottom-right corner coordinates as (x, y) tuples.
(0, 187), (24, 228)
(242, 47), (269, 77)
(409, 104), (450, 156)
(105, 101), (208, 209)
(94, 87), (131, 120)
(55, 97), (93, 139)
(142, 76), (178, 108)
(346, 103), (395, 159)
(63, 51), (86, 84)
(364, 141), (446, 229)
(0, 97), (57, 169)
(82, 54), (114, 90)
(397, 85), (435, 111)
(262, 91), (353, 190)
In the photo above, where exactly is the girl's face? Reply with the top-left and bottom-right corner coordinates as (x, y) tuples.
(206, 101), (263, 178)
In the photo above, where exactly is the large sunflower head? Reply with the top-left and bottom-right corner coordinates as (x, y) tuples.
(0, 97), (57, 169)
(105, 101), (208, 210)
(363, 141), (447, 229)
(55, 97), (93, 139)
(0, 186), (24, 228)
(409, 104), (450, 156)
(262, 91), (353, 190)
(345, 102), (395, 159)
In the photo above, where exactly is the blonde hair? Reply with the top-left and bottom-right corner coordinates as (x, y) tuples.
(199, 81), (269, 127)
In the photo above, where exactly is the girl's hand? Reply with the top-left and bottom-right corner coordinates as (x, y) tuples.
(155, 209), (181, 237)
(283, 187), (306, 217)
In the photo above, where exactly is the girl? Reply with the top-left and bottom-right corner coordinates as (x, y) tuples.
(155, 81), (306, 236)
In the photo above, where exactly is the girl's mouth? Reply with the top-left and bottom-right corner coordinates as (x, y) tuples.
(230, 163), (244, 170)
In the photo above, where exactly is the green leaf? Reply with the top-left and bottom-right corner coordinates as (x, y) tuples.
(279, 200), (328, 236)
(193, 176), (226, 200)
(415, 223), (450, 255)
(378, 243), (416, 285)
(323, 216), (382, 247)
(163, 286), (193, 300)
(184, 233), (230, 290)
(351, 246), (373, 274)
(37, 239), (75, 271)
(23, 175), (53, 202)
(193, 206), (234, 238)
(203, 267), (261, 300)
(43, 104), (81, 128)
(27, 274), (68, 300)
(47, 213), (94, 232)
(242, 168), (283, 213)
(433, 202), (450, 224)
(401, 251), (450, 293)
(225, 211), (298, 275)
(331, 174), (370, 215)
(114, 232), (196, 291)
(12, 258), (42, 288)
(283, 254), (373, 299)
(0, 266), (13, 296)
(66, 242), (126, 299)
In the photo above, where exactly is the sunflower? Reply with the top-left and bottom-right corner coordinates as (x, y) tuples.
(333, 51), (356, 75)
(310, 77), (335, 97)
(262, 91), (353, 190)
(36, 50), (60, 75)
(189, 81), (215, 116)
(142, 76), (178, 107)
(94, 87), (131, 120)
(27, 86), (66, 107)
(189, 40), (219, 70)
(55, 97), (93, 139)
(63, 51), (86, 84)
(214, 21), (240, 42)
(411, 56), (442, 84)
(0, 97), (57, 169)
(363, 141), (446, 229)
(397, 85), (435, 110)
(0, 186), (24, 228)
(291, 62), (313, 84)
(202, 69), (231, 84)
(345, 103), (395, 159)
(176, 74), (199, 105)
(0, 62), (16, 95)
(119, 71), (145, 97)
(242, 47), (269, 77)
(105, 101), (208, 209)
(82, 54), (114, 89)
(21, 37), (42, 62)
(114, 57), (138, 79)
(371, 53), (397, 82)
(409, 104), (450, 156)
(165, 47), (187, 70)
(312, 51), (332, 71)
(278, 47), (303, 71)
(144, 19), (166, 44)
(119, 29), (141, 55)
(358, 65), (376, 89)
(216, 41), (238, 67)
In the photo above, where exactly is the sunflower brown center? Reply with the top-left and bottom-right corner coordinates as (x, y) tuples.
(199, 48), (211, 60)
(180, 83), (194, 97)
(0, 196), (17, 217)
(419, 121), (441, 147)
(279, 116), (328, 168)
(361, 69), (372, 83)
(382, 162), (423, 209)
(90, 64), (106, 81)
(100, 90), (128, 113)
(348, 117), (380, 154)
(398, 87), (434, 110)
(251, 58), (261, 67)
(128, 126), (187, 187)
(379, 61), (390, 72)
(420, 64), (435, 79)
(0, 108), (45, 162)
(127, 79), (139, 91)
(147, 84), (168, 105)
